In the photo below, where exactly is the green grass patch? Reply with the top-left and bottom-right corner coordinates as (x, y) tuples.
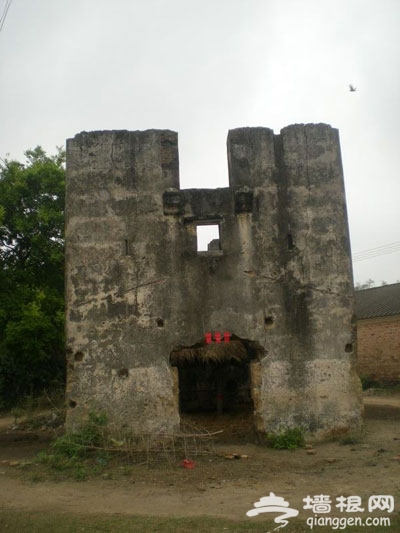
(340, 435), (361, 446)
(30, 411), (112, 480)
(34, 450), (109, 482)
(51, 411), (108, 458)
(0, 510), (398, 532)
(266, 427), (305, 450)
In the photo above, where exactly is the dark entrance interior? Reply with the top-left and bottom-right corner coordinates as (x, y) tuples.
(170, 336), (262, 440)
(177, 362), (251, 414)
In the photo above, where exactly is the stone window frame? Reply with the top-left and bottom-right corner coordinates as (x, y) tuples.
(195, 221), (223, 256)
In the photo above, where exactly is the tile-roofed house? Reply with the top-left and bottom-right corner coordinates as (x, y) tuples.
(355, 282), (400, 320)
(355, 282), (400, 384)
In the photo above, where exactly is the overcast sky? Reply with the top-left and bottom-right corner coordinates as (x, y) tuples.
(0, 0), (399, 285)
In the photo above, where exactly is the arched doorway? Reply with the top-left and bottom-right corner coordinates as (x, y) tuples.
(169, 335), (263, 439)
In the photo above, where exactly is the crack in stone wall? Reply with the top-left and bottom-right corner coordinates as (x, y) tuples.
(65, 124), (363, 441)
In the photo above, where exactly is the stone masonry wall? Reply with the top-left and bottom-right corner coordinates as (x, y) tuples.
(357, 316), (400, 383)
(65, 124), (363, 440)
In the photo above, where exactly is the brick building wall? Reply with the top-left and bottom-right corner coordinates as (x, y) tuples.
(357, 315), (400, 383)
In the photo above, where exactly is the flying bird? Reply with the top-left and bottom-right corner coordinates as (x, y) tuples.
(349, 84), (357, 92)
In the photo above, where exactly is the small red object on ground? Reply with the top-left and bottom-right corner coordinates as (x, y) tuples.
(182, 459), (195, 469)
(205, 332), (212, 344)
(223, 331), (230, 343)
(214, 331), (221, 343)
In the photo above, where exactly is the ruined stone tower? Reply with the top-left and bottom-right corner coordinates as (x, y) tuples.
(65, 123), (362, 440)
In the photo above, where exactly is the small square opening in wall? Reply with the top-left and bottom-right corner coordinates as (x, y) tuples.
(196, 224), (221, 252)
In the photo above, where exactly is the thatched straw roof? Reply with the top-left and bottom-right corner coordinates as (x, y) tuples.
(170, 339), (248, 366)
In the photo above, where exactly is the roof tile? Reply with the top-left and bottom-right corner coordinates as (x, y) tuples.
(355, 282), (400, 319)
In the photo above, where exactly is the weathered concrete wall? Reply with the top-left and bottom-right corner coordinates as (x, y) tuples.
(65, 124), (363, 439)
(65, 130), (181, 433)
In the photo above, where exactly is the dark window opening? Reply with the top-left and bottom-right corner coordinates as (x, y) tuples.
(196, 224), (221, 253)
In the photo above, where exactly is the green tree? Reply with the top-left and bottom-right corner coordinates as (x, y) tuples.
(0, 147), (65, 407)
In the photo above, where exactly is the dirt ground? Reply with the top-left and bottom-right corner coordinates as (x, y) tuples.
(0, 392), (399, 522)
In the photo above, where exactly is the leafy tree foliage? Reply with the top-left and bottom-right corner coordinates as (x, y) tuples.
(0, 147), (65, 407)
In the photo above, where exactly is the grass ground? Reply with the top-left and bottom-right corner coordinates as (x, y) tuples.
(0, 511), (398, 533)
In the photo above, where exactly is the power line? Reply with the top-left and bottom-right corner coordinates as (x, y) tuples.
(353, 246), (400, 261)
(353, 240), (400, 255)
(353, 242), (400, 259)
(0, 0), (13, 33)
(352, 241), (400, 262)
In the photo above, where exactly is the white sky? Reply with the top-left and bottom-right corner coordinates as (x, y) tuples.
(0, 0), (399, 285)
